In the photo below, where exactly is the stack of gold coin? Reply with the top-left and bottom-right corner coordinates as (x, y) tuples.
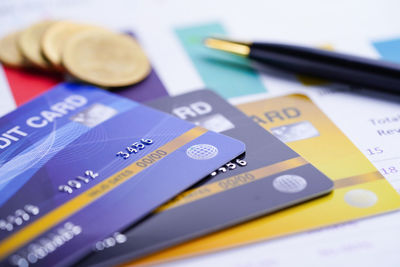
(0, 20), (151, 88)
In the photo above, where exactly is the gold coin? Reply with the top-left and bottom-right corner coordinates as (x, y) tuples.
(42, 21), (104, 69)
(18, 20), (55, 69)
(0, 31), (27, 67)
(62, 30), (151, 87)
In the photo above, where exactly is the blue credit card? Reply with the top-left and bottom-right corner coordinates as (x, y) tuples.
(0, 83), (245, 267)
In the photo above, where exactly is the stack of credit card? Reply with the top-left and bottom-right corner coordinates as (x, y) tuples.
(0, 84), (344, 267)
(76, 89), (333, 266)
(0, 83), (246, 266)
(125, 92), (400, 266)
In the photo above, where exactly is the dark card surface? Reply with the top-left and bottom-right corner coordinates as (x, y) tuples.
(78, 89), (333, 267)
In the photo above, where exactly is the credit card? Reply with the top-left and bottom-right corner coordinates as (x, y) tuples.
(128, 93), (400, 267)
(0, 83), (245, 267)
(77, 90), (333, 266)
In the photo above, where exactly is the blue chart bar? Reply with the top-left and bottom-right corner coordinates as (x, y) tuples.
(373, 38), (400, 63)
(175, 22), (267, 99)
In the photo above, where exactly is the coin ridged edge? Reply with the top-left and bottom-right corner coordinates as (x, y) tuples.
(18, 20), (55, 69)
(42, 21), (105, 69)
(0, 31), (27, 67)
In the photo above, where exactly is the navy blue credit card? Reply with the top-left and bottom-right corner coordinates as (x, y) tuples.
(0, 84), (245, 267)
(77, 89), (333, 267)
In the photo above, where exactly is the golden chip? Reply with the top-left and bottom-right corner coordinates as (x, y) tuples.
(0, 31), (27, 67)
(62, 30), (151, 87)
(18, 20), (55, 69)
(42, 21), (104, 69)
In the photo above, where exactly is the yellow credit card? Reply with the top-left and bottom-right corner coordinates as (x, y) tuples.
(128, 94), (400, 266)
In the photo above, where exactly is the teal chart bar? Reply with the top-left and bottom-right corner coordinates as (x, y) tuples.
(373, 38), (400, 63)
(175, 22), (267, 99)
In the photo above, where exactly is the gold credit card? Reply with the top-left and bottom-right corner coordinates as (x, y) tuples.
(130, 94), (400, 266)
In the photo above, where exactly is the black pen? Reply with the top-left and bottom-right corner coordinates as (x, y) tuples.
(205, 37), (400, 94)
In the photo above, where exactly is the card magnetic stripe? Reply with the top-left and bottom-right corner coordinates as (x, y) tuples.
(0, 126), (207, 259)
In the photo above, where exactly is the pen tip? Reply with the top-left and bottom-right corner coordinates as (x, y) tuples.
(204, 37), (251, 56)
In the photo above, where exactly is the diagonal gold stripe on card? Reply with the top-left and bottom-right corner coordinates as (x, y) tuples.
(156, 156), (308, 212)
(157, 163), (385, 213)
(0, 126), (207, 260)
(333, 171), (384, 189)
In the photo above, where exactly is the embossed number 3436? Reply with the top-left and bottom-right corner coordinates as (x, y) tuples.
(116, 138), (153, 159)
